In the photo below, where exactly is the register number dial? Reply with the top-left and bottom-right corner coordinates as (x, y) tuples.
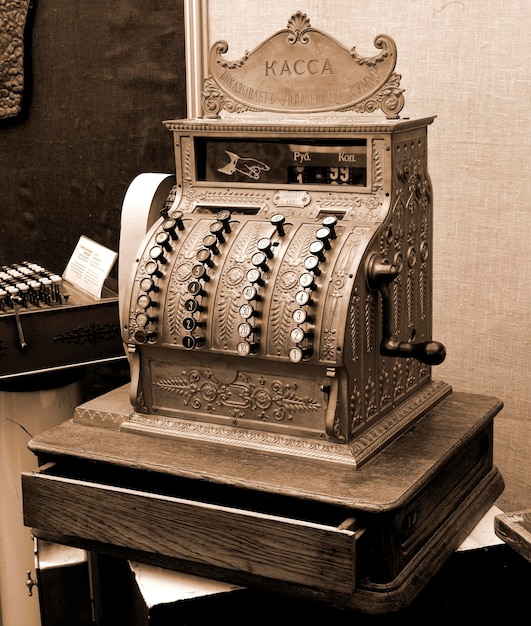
(288, 346), (305, 362)
(246, 268), (263, 285)
(290, 327), (306, 344)
(238, 322), (253, 338)
(304, 255), (320, 275)
(299, 273), (316, 289)
(295, 290), (311, 306)
(292, 308), (308, 325)
(239, 304), (254, 320)
(237, 340), (259, 355)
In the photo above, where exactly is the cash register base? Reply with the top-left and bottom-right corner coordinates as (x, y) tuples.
(22, 384), (503, 614)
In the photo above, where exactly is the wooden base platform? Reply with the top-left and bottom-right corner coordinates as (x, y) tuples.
(22, 386), (504, 614)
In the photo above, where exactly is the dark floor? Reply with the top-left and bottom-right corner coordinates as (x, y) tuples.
(91, 545), (529, 625)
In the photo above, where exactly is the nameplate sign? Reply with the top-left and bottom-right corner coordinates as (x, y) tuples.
(203, 12), (404, 119)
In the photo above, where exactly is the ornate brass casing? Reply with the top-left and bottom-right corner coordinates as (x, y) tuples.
(117, 13), (448, 466)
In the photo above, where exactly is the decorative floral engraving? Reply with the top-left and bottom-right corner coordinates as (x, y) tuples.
(365, 292), (375, 354)
(155, 368), (322, 423)
(379, 366), (391, 407)
(286, 11), (312, 44)
(215, 222), (263, 348)
(53, 323), (119, 345)
(217, 296), (241, 348)
(350, 288), (360, 363)
(166, 261), (193, 338)
(350, 383), (363, 433)
(270, 225), (315, 353)
(406, 358), (416, 390)
(321, 328), (337, 361)
(348, 380), (451, 466)
(182, 137), (193, 183)
(269, 294), (295, 356)
(392, 276), (401, 337)
(352, 73), (405, 119)
(364, 375), (377, 417)
(188, 186), (271, 209)
(372, 139), (384, 193)
(407, 268), (415, 329)
(319, 223), (367, 364)
(332, 412), (344, 441)
(419, 264), (427, 322)
(202, 75), (258, 117)
(393, 361), (405, 399)
(214, 41), (249, 70)
(124, 413), (356, 464)
(166, 222), (211, 339)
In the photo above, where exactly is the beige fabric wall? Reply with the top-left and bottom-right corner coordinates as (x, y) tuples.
(207, 0), (530, 512)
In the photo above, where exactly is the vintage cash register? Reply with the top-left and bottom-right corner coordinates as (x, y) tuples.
(22, 12), (504, 614)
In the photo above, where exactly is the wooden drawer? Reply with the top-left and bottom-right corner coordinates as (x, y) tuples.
(22, 461), (360, 594)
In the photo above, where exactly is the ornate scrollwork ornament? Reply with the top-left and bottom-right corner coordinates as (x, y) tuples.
(203, 12), (405, 119)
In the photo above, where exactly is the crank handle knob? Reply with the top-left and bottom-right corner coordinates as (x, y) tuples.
(381, 339), (446, 365)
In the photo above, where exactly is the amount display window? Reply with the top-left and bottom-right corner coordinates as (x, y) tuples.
(195, 138), (367, 187)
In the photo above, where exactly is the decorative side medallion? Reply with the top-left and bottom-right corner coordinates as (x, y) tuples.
(203, 12), (404, 119)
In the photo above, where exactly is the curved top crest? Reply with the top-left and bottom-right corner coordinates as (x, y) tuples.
(202, 12), (405, 119)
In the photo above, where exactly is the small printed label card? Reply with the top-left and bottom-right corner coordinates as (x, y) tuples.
(63, 236), (118, 298)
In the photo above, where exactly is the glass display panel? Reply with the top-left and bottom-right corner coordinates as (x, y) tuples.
(195, 138), (367, 187)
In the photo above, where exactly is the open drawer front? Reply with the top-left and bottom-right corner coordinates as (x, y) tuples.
(22, 460), (361, 594)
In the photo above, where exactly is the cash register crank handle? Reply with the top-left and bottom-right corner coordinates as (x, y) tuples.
(367, 253), (446, 366)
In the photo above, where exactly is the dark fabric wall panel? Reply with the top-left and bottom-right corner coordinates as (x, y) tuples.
(0, 1), (186, 273)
